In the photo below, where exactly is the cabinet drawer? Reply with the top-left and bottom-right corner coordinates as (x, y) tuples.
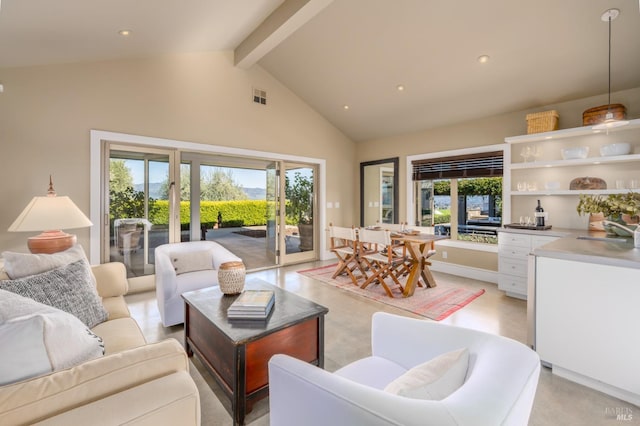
(499, 245), (531, 258)
(499, 257), (528, 277)
(498, 233), (530, 248)
(498, 274), (527, 295)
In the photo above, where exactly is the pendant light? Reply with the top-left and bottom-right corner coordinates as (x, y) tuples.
(592, 8), (629, 130)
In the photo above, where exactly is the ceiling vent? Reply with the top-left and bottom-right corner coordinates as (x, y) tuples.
(253, 88), (267, 105)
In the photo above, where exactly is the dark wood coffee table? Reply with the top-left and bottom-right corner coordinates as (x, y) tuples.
(182, 279), (328, 425)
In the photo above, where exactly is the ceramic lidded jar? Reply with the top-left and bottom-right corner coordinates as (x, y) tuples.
(218, 261), (246, 295)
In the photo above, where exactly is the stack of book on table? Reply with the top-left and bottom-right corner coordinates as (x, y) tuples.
(227, 290), (275, 320)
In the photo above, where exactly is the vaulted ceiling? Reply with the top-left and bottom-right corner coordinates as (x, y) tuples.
(1, 0), (639, 141)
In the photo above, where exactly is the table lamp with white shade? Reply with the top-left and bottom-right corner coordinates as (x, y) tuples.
(8, 177), (93, 254)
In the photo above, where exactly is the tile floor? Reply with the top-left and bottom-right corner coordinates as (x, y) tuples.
(125, 261), (639, 426)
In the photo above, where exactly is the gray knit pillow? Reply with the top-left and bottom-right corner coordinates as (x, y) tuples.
(0, 260), (108, 328)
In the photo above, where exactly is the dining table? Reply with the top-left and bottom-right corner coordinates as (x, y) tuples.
(391, 232), (449, 297)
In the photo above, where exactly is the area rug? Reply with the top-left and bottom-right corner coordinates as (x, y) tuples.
(297, 264), (485, 321)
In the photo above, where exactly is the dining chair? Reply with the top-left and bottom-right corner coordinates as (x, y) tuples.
(328, 224), (364, 284)
(358, 228), (408, 297)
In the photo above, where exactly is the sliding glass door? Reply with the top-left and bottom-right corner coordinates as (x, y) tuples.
(266, 161), (279, 263)
(282, 163), (317, 264)
(101, 142), (319, 275)
(106, 146), (177, 277)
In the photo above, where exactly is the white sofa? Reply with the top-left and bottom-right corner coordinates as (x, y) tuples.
(154, 241), (241, 327)
(0, 262), (201, 425)
(269, 312), (541, 426)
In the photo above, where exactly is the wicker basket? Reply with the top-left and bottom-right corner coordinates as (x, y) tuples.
(218, 261), (246, 295)
(526, 110), (559, 134)
(582, 104), (626, 126)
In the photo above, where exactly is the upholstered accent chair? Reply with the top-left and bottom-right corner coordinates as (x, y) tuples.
(269, 312), (541, 426)
(154, 241), (241, 326)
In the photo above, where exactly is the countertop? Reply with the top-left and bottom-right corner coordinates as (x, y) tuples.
(497, 226), (577, 238)
(498, 226), (640, 269)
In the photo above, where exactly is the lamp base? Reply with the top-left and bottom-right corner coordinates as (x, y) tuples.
(27, 230), (77, 254)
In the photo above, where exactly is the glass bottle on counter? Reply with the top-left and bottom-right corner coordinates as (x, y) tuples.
(535, 199), (545, 227)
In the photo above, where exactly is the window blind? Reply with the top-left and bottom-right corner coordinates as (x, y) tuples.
(412, 151), (503, 180)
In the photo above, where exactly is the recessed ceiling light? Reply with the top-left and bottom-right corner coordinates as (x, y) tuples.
(477, 55), (490, 63)
(396, 84), (405, 91)
(343, 105), (350, 110)
(118, 29), (132, 36)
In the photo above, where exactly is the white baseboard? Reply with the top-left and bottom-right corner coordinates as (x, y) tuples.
(429, 260), (499, 284)
(552, 365), (640, 407)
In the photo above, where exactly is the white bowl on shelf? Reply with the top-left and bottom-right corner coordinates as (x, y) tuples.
(544, 181), (560, 190)
(560, 146), (589, 160)
(600, 143), (631, 157)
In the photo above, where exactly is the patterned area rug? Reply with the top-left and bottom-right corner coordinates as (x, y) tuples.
(297, 264), (485, 321)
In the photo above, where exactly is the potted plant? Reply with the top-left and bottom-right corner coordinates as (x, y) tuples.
(285, 171), (314, 251)
(576, 192), (640, 236)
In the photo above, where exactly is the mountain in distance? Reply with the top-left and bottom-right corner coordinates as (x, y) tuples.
(243, 187), (266, 200)
(134, 183), (266, 201)
(134, 183), (165, 199)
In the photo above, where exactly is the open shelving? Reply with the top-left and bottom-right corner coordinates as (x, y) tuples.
(505, 118), (640, 145)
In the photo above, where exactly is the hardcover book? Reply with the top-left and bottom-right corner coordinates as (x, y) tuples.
(227, 290), (275, 319)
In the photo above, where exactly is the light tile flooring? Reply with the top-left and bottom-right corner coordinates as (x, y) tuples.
(125, 261), (639, 426)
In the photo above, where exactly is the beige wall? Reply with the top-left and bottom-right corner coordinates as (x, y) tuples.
(356, 87), (640, 271)
(0, 52), (355, 255)
(2, 51), (638, 273)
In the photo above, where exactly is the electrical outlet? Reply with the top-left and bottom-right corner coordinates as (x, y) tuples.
(442, 251), (448, 259)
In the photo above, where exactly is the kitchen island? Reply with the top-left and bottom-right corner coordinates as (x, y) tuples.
(530, 233), (640, 406)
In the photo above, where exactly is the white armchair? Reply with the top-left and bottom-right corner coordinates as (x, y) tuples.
(154, 241), (241, 326)
(269, 312), (540, 426)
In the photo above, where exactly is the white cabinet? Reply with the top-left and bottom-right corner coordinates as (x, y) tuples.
(498, 232), (558, 299)
(535, 256), (640, 406)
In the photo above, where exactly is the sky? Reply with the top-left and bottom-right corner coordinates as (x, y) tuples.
(126, 160), (268, 189)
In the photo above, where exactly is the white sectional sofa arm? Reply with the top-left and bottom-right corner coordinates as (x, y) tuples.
(92, 262), (129, 298)
(0, 339), (200, 425)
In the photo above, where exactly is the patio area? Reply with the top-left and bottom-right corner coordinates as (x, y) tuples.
(110, 225), (303, 277)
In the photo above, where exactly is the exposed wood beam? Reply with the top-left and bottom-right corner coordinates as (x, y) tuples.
(234, 0), (333, 69)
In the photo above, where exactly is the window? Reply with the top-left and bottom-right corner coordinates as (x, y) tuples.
(411, 150), (503, 244)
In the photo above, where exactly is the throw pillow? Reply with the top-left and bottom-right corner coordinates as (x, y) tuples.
(170, 250), (214, 275)
(0, 259), (108, 328)
(0, 289), (104, 385)
(0, 315), (51, 385)
(384, 348), (469, 400)
(1, 244), (94, 283)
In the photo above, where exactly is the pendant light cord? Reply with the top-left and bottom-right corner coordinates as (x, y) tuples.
(607, 14), (612, 110)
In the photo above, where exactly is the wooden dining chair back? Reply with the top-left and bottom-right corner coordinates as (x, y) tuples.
(357, 228), (407, 297)
(375, 221), (406, 233)
(329, 224), (364, 284)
